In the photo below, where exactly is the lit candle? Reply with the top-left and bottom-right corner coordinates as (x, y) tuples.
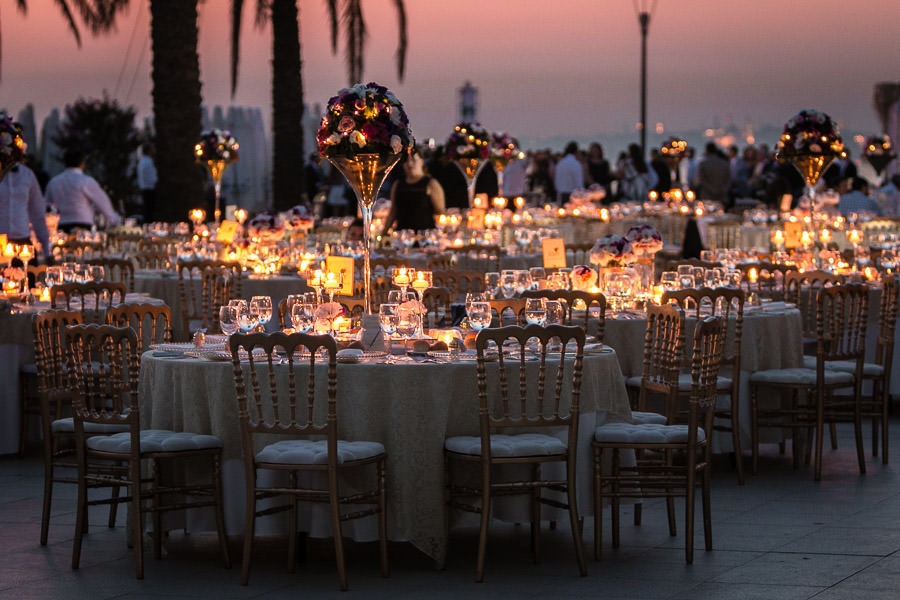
(323, 271), (341, 290)
(557, 208), (566, 217)
(514, 196), (525, 209)
(394, 267), (409, 286)
(600, 208), (610, 221)
(748, 267), (758, 283)
(492, 196), (507, 209)
(39, 286), (50, 302)
(864, 266), (876, 281)
(652, 285), (664, 305)
(234, 208), (248, 224)
(820, 229), (832, 244)
(19, 245), (32, 262)
(332, 315), (350, 333)
(412, 272), (428, 292)
(648, 190), (658, 201)
(848, 229), (861, 245)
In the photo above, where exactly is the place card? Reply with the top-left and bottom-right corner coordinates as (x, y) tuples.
(542, 238), (567, 268)
(325, 255), (354, 296)
(217, 220), (239, 244)
(784, 221), (804, 249)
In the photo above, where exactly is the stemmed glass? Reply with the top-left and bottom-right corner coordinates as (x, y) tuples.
(395, 304), (420, 340)
(250, 296), (272, 331)
(322, 272), (343, 304)
(543, 300), (564, 325)
(515, 270), (533, 295)
(237, 306), (260, 334)
(290, 302), (315, 333)
(484, 272), (500, 299)
(89, 265), (105, 282)
(524, 298), (547, 325)
(379, 303), (399, 347)
(392, 267), (415, 297)
(499, 270), (517, 299)
(467, 301), (492, 331)
(660, 271), (678, 290)
(219, 305), (239, 338)
(465, 292), (486, 317)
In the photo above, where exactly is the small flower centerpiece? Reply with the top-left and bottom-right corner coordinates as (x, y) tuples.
(490, 131), (523, 194)
(625, 225), (663, 299)
(862, 135), (896, 179)
(195, 129), (239, 224)
(569, 264), (597, 292)
(447, 121), (491, 207)
(0, 112), (26, 182)
(247, 211), (286, 243)
(590, 234), (637, 299)
(659, 137), (687, 159)
(284, 204), (315, 233)
(317, 81), (414, 314)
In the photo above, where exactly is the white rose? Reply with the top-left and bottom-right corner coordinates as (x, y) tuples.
(350, 130), (366, 147)
(327, 132), (342, 145)
(390, 109), (402, 125)
(390, 135), (403, 154)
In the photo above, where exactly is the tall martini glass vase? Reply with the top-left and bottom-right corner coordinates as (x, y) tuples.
(455, 158), (488, 208)
(491, 157), (512, 198)
(865, 154), (894, 187)
(205, 159), (230, 226)
(329, 152), (403, 314)
(791, 153), (836, 268)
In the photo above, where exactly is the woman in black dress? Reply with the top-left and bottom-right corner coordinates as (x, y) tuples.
(381, 150), (446, 234)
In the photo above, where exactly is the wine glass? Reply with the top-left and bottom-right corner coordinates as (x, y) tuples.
(515, 270), (533, 295)
(524, 298), (547, 325)
(89, 265), (105, 282)
(250, 296), (273, 329)
(544, 300), (564, 325)
(290, 303), (315, 333)
(219, 305), (239, 337)
(660, 271), (678, 290)
(467, 301), (492, 331)
(237, 307), (260, 334)
(465, 292), (486, 316)
(484, 272), (500, 299)
(379, 303), (399, 344)
(395, 304), (420, 339)
(500, 270), (517, 299)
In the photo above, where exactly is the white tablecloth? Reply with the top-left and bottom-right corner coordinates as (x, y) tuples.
(138, 350), (631, 561)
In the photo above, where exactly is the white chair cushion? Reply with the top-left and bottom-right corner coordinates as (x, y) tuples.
(594, 422), (705, 444)
(255, 439), (385, 465)
(749, 368), (853, 386)
(51, 418), (130, 434)
(86, 429), (223, 453)
(677, 372), (733, 392)
(630, 411), (668, 425)
(444, 433), (567, 458)
(20, 362), (38, 375)
(801, 355), (883, 377)
(625, 375), (642, 389)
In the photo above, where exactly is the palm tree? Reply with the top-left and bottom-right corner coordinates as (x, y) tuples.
(0, 1), (127, 80)
(230, 0), (407, 211)
(149, 0), (204, 221)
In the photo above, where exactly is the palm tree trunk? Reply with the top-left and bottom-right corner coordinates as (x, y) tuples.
(150, 0), (204, 222)
(271, 0), (305, 211)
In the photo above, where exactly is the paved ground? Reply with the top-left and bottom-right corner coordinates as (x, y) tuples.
(3, 423), (900, 599)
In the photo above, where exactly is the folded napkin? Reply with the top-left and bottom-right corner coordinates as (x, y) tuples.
(337, 348), (363, 357)
(584, 343), (611, 354)
(429, 341), (449, 352)
(152, 350), (185, 358)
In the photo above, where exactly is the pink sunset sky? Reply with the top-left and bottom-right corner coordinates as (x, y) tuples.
(1, 0), (899, 148)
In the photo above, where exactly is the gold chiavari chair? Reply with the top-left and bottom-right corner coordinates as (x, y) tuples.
(68, 324), (230, 579)
(488, 298), (526, 326)
(737, 262), (798, 301)
(750, 284), (869, 480)
(422, 287), (452, 327)
(86, 257), (136, 293)
(556, 289), (607, 342)
(593, 316), (727, 563)
(229, 331), (387, 590)
(176, 259), (238, 338)
(50, 281), (127, 323)
(444, 324), (587, 581)
(106, 303), (173, 352)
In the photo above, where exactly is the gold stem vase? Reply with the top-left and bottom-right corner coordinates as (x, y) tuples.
(328, 152), (403, 314)
(205, 159), (230, 225)
(454, 158), (488, 207)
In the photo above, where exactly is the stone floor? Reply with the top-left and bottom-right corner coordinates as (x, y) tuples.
(3, 424), (900, 600)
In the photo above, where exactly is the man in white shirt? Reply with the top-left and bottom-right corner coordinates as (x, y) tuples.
(44, 149), (121, 233)
(137, 142), (158, 223)
(553, 141), (583, 204)
(0, 162), (51, 257)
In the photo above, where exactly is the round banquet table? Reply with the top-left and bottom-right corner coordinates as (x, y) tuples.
(138, 348), (632, 563)
(0, 293), (164, 455)
(133, 271), (310, 340)
(602, 305), (804, 452)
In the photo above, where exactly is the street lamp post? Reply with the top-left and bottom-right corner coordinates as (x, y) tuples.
(635, 0), (657, 158)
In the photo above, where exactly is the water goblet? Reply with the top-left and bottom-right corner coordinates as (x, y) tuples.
(89, 265), (105, 282)
(395, 304), (420, 339)
(543, 300), (564, 325)
(250, 295), (273, 329)
(660, 271), (678, 290)
(500, 270), (517, 299)
(237, 307), (259, 333)
(290, 303), (315, 333)
(219, 305), (239, 337)
(515, 270), (533, 295)
(524, 298), (547, 326)
(378, 303), (399, 345)
(484, 272), (500, 299)
(467, 301), (492, 331)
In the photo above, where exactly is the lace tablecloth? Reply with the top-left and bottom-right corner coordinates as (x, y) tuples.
(138, 350), (631, 562)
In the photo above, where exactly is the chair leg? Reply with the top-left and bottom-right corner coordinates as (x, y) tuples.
(854, 392), (867, 476)
(132, 459), (145, 580)
(593, 446), (602, 561)
(108, 479), (121, 529)
(530, 463), (541, 563)
(240, 473), (256, 585)
(665, 450), (677, 537)
(881, 382), (890, 465)
(829, 423), (838, 450)
(288, 471), (297, 573)
(685, 467), (695, 564)
(377, 458), (389, 578)
(212, 453), (230, 569)
(328, 476), (348, 591)
(475, 482), (491, 583)
(814, 395), (825, 481)
(71, 453), (88, 570)
(440, 454), (450, 571)
(40, 453), (54, 546)
(751, 384), (759, 475)
(566, 459), (587, 577)
(611, 449), (620, 550)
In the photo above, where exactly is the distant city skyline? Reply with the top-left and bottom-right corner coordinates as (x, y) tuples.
(1, 0), (898, 152)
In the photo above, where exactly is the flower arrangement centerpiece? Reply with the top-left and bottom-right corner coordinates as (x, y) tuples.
(570, 265), (597, 292)
(776, 109), (844, 195)
(490, 131), (524, 195)
(590, 235), (636, 268)
(862, 135), (896, 179)
(447, 121), (491, 207)
(660, 137), (687, 159)
(625, 225), (663, 299)
(246, 211), (286, 243)
(284, 204), (315, 233)
(317, 81), (414, 314)
(195, 129), (239, 225)
(0, 112), (26, 182)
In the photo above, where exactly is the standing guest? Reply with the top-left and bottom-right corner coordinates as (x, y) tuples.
(0, 161), (51, 259)
(825, 149), (858, 191)
(681, 146), (699, 188)
(877, 174), (900, 216)
(553, 141), (583, 204)
(693, 142), (731, 203)
(586, 142), (613, 199)
(137, 142), (157, 223)
(526, 150), (556, 201)
(649, 148), (671, 193)
(618, 143), (656, 201)
(45, 149), (121, 233)
(501, 153), (528, 197)
(381, 150), (446, 234)
(839, 177), (882, 217)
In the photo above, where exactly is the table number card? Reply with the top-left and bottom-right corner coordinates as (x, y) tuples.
(326, 255), (355, 296)
(542, 238), (567, 269)
(784, 221), (804, 249)
(216, 220), (239, 244)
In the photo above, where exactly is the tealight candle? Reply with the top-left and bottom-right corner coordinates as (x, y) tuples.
(514, 196), (525, 209)
(412, 273), (428, 291)
(393, 267), (409, 286)
(748, 267), (758, 283)
(39, 286), (50, 302)
(323, 272), (341, 290)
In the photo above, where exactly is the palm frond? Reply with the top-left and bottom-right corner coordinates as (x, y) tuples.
(54, 0), (83, 47)
(254, 0), (269, 28)
(326, 0), (338, 55)
(392, 0), (406, 81)
(230, 0), (244, 97)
